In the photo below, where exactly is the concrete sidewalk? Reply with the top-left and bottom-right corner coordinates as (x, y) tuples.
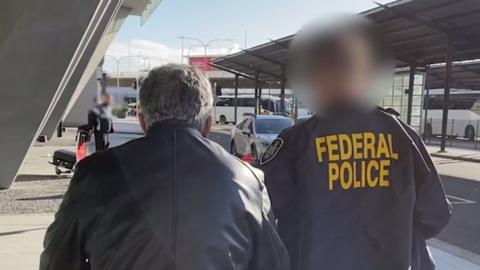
(0, 215), (53, 270)
(0, 214), (479, 270)
(427, 144), (480, 163)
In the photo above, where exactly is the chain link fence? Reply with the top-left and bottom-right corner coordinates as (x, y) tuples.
(424, 118), (480, 149)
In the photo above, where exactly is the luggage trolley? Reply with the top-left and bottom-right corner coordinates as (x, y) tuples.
(49, 125), (92, 175)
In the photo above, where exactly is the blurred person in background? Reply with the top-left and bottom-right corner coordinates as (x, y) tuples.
(260, 15), (451, 270)
(88, 93), (114, 151)
(40, 64), (288, 270)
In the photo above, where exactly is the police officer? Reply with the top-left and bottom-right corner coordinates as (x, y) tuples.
(260, 15), (451, 270)
(88, 93), (113, 151)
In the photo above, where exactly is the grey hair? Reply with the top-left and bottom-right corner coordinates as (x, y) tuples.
(138, 64), (213, 131)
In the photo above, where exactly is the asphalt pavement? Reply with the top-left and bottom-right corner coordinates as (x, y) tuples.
(434, 158), (480, 255)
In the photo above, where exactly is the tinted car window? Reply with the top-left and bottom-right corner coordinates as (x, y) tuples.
(237, 98), (256, 107)
(256, 118), (293, 134)
(261, 99), (275, 111)
(236, 119), (246, 130)
(247, 121), (253, 133)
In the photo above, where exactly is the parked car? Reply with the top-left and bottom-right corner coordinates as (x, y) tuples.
(295, 114), (313, 125)
(127, 103), (137, 116)
(230, 114), (293, 161)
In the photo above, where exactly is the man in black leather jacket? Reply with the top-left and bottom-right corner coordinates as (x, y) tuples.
(40, 64), (289, 270)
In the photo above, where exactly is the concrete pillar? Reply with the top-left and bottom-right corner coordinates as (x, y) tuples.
(63, 71), (99, 127)
(0, 0), (122, 189)
(41, 6), (130, 137)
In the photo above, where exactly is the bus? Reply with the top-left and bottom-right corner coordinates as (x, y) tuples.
(424, 89), (480, 140)
(214, 95), (290, 124)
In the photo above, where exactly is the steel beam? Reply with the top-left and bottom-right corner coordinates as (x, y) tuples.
(440, 39), (453, 152)
(207, 62), (270, 84)
(407, 66), (416, 125)
(234, 74), (239, 123)
(255, 72), (260, 114)
(423, 66), (431, 139)
(375, 1), (480, 50)
(240, 49), (285, 66)
(268, 38), (290, 49)
(280, 66), (286, 113)
(218, 57), (282, 79)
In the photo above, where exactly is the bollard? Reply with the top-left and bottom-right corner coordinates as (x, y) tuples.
(476, 120), (479, 149)
(450, 119), (454, 146)
(427, 118), (432, 144)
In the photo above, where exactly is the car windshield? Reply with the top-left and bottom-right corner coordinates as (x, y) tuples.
(256, 118), (292, 134)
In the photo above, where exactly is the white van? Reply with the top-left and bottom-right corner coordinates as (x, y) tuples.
(214, 95), (290, 124)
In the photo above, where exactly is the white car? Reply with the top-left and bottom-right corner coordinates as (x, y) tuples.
(230, 114), (293, 160)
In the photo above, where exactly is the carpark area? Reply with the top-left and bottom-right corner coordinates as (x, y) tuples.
(1, 122), (480, 269)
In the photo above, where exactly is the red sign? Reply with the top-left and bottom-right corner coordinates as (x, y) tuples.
(189, 56), (218, 72)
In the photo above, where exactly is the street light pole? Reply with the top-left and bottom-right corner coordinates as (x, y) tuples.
(177, 36), (234, 58)
(186, 44), (204, 57)
(104, 55), (120, 87)
(177, 37), (185, 63)
(105, 55), (148, 87)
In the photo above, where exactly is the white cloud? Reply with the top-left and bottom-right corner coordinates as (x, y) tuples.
(103, 39), (240, 74)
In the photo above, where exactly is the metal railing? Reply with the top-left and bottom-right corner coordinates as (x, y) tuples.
(424, 118), (480, 149)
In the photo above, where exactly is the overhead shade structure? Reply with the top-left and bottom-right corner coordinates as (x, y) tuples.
(213, 0), (480, 151)
(215, 0), (480, 80)
(213, 35), (292, 83)
(364, 0), (480, 67)
(365, 0), (480, 151)
(0, 0), (163, 189)
(426, 61), (480, 90)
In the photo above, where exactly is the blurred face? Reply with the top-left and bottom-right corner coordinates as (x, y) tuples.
(101, 94), (113, 105)
(310, 32), (375, 108)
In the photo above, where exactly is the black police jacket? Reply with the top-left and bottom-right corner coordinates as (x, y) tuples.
(260, 107), (451, 270)
(40, 120), (289, 270)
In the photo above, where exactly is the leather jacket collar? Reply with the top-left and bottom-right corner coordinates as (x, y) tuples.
(147, 119), (200, 137)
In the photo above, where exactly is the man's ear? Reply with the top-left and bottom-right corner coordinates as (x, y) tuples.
(201, 115), (213, 137)
(138, 112), (148, 134)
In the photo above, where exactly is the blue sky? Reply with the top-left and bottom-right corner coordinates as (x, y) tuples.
(105, 0), (391, 72)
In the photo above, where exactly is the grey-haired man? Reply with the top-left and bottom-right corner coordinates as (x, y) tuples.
(41, 64), (289, 270)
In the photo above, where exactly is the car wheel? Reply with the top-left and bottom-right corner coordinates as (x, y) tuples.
(465, 125), (475, 141)
(230, 141), (237, 156)
(219, 115), (227, 125)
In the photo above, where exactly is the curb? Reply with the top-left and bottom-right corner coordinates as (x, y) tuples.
(429, 238), (480, 266)
(430, 153), (480, 163)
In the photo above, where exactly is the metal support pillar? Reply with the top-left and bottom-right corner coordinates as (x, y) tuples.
(406, 66), (416, 125)
(423, 66), (430, 139)
(258, 85), (263, 113)
(56, 120), (63, 138)
(254, 71), (259, 115)
(234, 74), (239, 123)
(294, 96), (299, 121)
(440, 39), (453, 152)
(280, 66), (286, 113)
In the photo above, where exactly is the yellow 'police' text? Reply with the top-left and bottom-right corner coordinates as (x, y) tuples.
(315, 132), (398, 191)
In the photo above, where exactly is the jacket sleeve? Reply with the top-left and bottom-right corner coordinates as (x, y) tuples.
(259, 131), (296, 218)
(250, 168), (290, 270)
(40, 162), (89, 270)
(408, 129), (452, 239)
(259, 131), (301, 267)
